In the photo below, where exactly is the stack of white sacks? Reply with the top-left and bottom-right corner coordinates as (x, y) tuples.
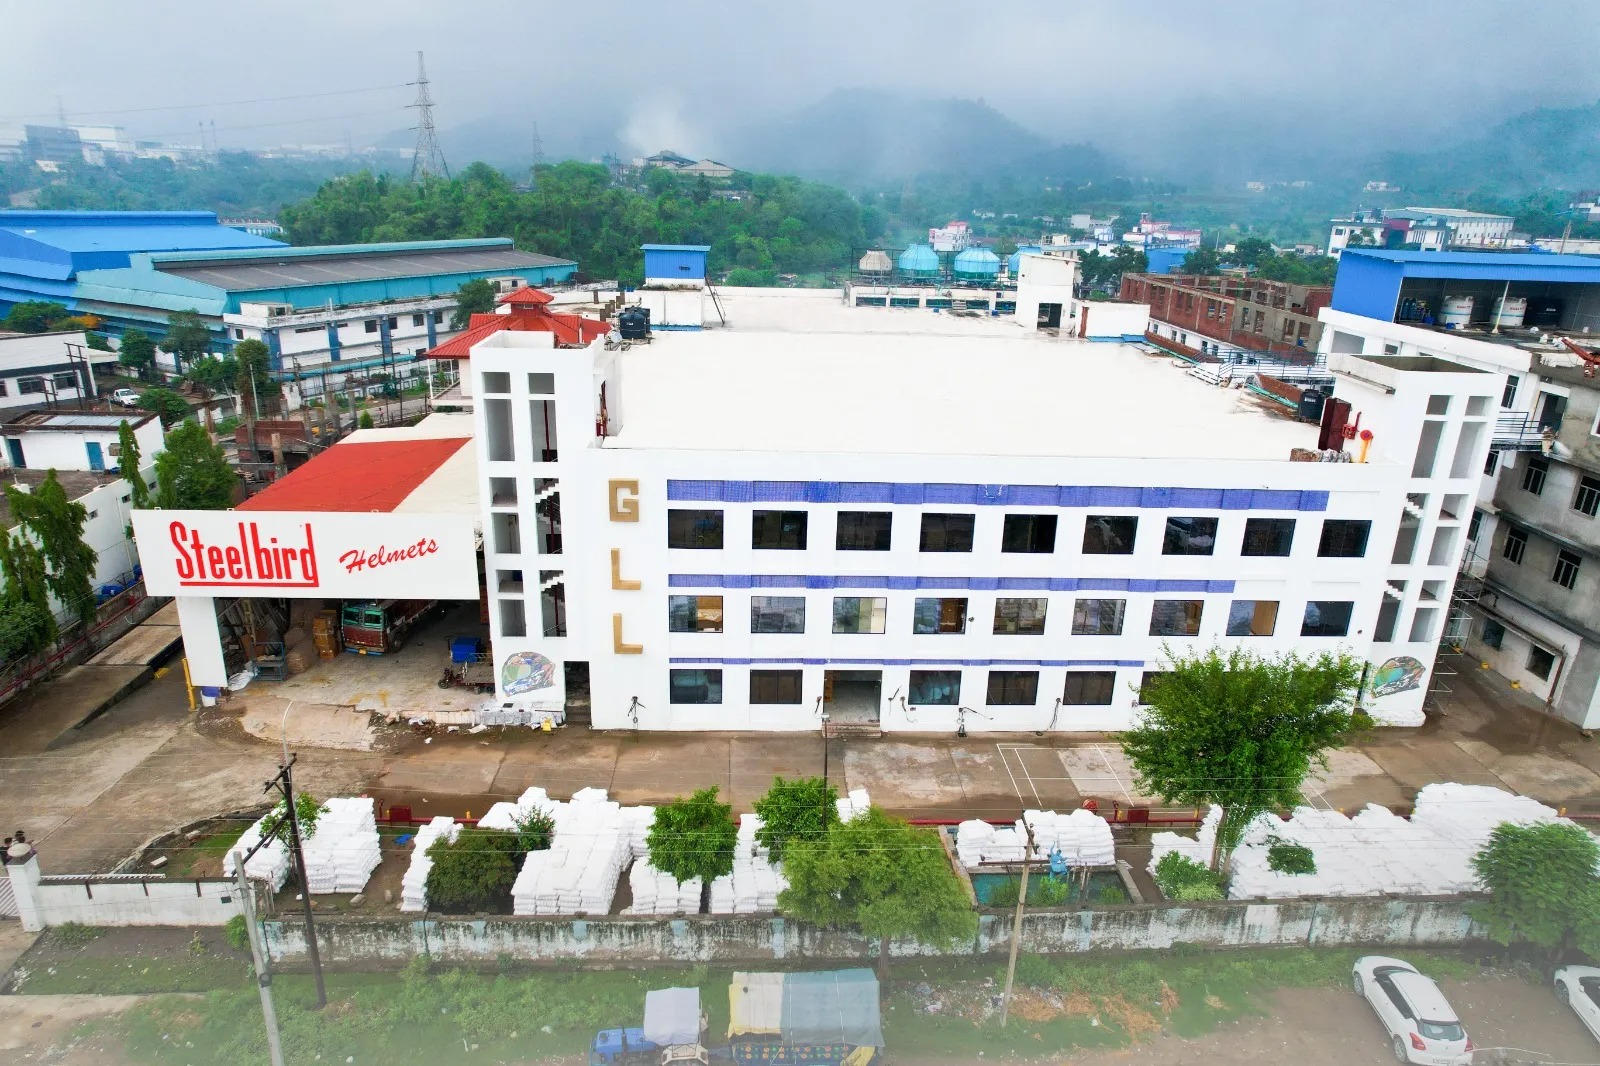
(624, 861), (702, 915)
(511, 787), (635, 916)
(835, 788), (872, 824)
(708, 814), (789, 915)
(299, 798), (382, 895)
(222, 813), (293, 891)
(400, 816), (460, 912)
(955, 807), (1116, 870)
(1148, 784), (1570, 900)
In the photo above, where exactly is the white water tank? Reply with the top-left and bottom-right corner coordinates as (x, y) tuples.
(1441, 295), (1474, 329)
(1493, 296), (1527, 328)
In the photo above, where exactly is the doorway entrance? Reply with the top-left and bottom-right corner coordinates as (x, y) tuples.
(563, 661), (591, 726)
(1037, 302), (1063, 329)
(824, 669), (882, 724)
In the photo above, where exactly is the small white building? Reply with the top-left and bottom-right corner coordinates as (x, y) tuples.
(0, 331), (113, 412)
(928, 222), (971, 253)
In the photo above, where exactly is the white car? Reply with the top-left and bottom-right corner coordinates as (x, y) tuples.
(1554, 964), (1600, 1041)
(1353, 955), (1473, 1064)
(110, 388), (141, 408)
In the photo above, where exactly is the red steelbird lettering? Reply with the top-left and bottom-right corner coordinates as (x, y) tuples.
(339, 537), (439, 574)
(168, 521), (319, 587)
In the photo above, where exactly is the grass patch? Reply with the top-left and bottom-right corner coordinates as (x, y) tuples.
(14, 951), (251, 995)
(160, 827), (241, 878)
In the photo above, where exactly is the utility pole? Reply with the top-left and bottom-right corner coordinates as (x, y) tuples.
(232, 851), (286, 1066)
(408, 51), (449, 182)
(266, 755), (326, 1008)
(998, 821), (1036, 1028)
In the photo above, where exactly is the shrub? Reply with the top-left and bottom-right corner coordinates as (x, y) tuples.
(988, 874), (1071, 908)
(511, 808), (555, 854)
(224, 914), (250, 953)
(1154, 852), (1225, 902)
(1091, 881), (1130, 906)
(425, 829), (518, 913)
(1267, 840), (1317, 875)
(52, 922), (100, 947)
(358, 410), (375, 429)
(1013, 953), (1057, 988)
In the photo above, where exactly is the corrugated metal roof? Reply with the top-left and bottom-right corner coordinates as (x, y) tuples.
(1, 225), (283, 254)
(1345, 250), (1600, 269)
(155, 246), (575, 292)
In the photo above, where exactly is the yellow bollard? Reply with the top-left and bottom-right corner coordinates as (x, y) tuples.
(180, 657), (196, 712)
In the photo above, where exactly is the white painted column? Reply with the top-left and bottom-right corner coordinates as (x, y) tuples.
(7, 843), (42, 932)
(176, 595), (228, 689)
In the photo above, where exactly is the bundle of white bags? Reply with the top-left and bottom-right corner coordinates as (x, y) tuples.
(400, 816), (460, 912)
(1023, 808), (1116, 866)
(707, 814), (789, 914)
(510, 787), (636, 916)
(223, 813), (293, 891)
(299, 797), (382, 895)
(623, 860), (702, 915)
(834, 788), (872, 824)
(476, 786), (557, 831)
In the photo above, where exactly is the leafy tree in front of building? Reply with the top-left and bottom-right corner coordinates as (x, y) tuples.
(155, 421), (237, 510)
(159, 309), (213, 375)
(232, 338), (276, 418)
(137, 388), (191, 428)
(0, 300), (72, 334)
(4, 471), (97, 626)
(0, 530), (55, 655)
(1472, 820), (1600, 960)
(647, 786), (736, 911)
(117, 328), (157, 381)
(1180, 246), (1220, 275)
(752, 776), (838, 862)
(1120, 646), (1364, 871)
(780, 805), (977, 978)
(117, 420), (149, 515)
(450, 278), (497, 330)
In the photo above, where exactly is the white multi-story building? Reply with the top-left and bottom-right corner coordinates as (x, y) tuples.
(466, 288), (1503, 732)
(0, 331), (115, 412)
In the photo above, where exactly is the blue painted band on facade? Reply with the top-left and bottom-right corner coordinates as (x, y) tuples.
(666, 480), (1330, 511)
(668, 574), (1235, 593)
(667, 657), (1147, 668)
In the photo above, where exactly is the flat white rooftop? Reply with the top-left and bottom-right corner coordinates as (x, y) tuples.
(606, 293), (1312, 460)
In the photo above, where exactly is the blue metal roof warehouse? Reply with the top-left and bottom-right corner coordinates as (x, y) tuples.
(1331, 249), (1600, 325)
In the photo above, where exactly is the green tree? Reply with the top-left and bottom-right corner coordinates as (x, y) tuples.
(85, 332), (111, 352)
(184, 355), (236, 394)
(117, 328), (157, 381)
(138, 387), (191, 427)
(1120, 646), (1364, 870)
(646, 786), (736, 904)
(451, 278), (498, 329)
(116, 421), (148, 510)
(232, 338), (276, 417)
(424, 829), (518, 913)
(358, 409), (375, 429)
(0, 532), (55, 649)
(0, 600), (52, 660)
(1471, 821), (1600, 959)
(1, 301), (71, 333)
(511, 809), (555, 854)
(154, 421), (237, 510)
(752, 776), (839, 862)
(5, 471), (98, 626)
(1181, 246), (1220, 275)
(1230, 236), (1276, 269)
(160, 309), (213, 375)
(780, 806), (977, 978)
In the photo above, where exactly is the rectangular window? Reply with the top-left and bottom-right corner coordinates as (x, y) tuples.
(1553, 549), (1582, 590)
(431, 310), (444, 324)
(386, 316), (398, 330)
(1163, 516), (1219, 556)
(993, 597), (1048, 635)
(1138, 671), (1167, 705)
(750, 670), (802, 705)
(833, 597), (886, 634)
(1241, 517), (1295, 557)
(17, 378), (44, 395)
(1063, 671), (1116, 706)
(411, 314), (425, 327)
(1317, 519), (1371, 558)
(1502, 525), (1527, 564)
(1480, 618), (1505, 649)
(835, 511), (892, 551)
(751, 596), (805, 634)
(1485, 450), (1499, 476)
(1083, 515), (1138, 554)
(909, 670), (961, 705)
(1503, 375), (1520, 410)
(1468, 510), (1483, 543)
(1576, 476), (1600, 518)
(1522, 456), (1549, 495)
(363, 319), (378, 334)
(751, 510), (807, 550)
(668, 594), (723, 633)
(919, 512), (975, 552)
(1226, 599), (1279, 637)
(668, 509), (724, 549)
(912, 597), (967, 634)
(1301, 600), (1354, 637)
(986, 670), (1039, 706)
(1150, 599), (1204, 637)
(1001, 513), (1058, 553)
(668, 669), (722, 704)
(1072, 598), (1126, 635)
(52, 372), (76, 390)
(1527, 645), (1556, 680)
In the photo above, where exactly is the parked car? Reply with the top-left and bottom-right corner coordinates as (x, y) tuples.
(111, 388), (141, 408)
(1554, 965), (1600, 1042)
(1352, 955), (1473, 1064)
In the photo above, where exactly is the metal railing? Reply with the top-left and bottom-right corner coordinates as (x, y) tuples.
(1492, 412), (1551, 451)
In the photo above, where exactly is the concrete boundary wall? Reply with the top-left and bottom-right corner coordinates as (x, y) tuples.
(263, 898), (1479, 967)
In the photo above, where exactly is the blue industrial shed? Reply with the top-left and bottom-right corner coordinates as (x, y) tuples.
(1331, 249), (1600, 323)
(1145, 247), (1189, 275)
(642, 244), (709, 283)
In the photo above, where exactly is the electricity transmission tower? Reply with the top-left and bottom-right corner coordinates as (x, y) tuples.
(528, 122), (544, 191)
(408, 50), (449, 182)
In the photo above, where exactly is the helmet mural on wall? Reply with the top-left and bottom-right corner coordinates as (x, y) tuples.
(1367, 655), (1426, 699)
(501, 650), (557, 695)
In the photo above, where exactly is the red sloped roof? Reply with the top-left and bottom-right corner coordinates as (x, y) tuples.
(427, 305), (610, 358)
(238, 437), (471, 512)
(499, 285), (555, 306)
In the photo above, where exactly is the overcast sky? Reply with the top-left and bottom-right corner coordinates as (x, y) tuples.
(3, 0), (1596, 156)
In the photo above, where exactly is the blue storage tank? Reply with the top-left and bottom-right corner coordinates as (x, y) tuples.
(1007, 245), (1042, 275)
(897, 244), (940, 279)
(953, 247), (1001, 281)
